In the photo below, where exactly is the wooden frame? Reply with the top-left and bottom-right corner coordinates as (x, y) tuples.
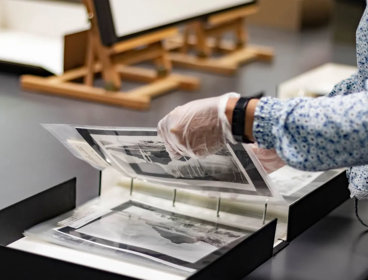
(166, 4), (274, 75)
(20, 0), (199, 110)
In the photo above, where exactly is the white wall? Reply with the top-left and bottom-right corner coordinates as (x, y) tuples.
(2, 0), (89, 37)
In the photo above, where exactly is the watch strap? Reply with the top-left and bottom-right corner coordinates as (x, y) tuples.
(231, 97), (254, 143)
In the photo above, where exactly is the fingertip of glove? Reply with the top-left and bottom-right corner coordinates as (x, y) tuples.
(169, 128), (179, 134)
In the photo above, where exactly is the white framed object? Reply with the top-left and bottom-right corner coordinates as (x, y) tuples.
(277, 63), (357, 99)
(110, 0), (254, 38)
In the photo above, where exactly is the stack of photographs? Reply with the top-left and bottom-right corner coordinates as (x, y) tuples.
(75, 127), (275, 197)
(50, 200), (252, 273)
(29, 124), (343, 276)
(26, 125), (276, 276)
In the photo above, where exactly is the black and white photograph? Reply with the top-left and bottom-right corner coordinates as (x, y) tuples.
(76, 128), (274, 196)
(55, 201), (251, 271)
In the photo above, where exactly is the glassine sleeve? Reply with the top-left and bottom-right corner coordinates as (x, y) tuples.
(42, 123), (132, 177)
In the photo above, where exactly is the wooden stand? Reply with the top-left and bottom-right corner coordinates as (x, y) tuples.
(20, 0), (199, 110)
(167, 5), (274, 75)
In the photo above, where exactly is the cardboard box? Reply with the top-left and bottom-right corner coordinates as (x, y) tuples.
(248, 0), (334, 31)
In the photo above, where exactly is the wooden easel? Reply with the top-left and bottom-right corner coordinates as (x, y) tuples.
(167, 5), (274, 75)
(20, 0), (199, 110)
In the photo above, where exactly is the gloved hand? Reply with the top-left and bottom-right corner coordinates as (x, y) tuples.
(249, 143), (285, 174)
(157, 93), (240, 159)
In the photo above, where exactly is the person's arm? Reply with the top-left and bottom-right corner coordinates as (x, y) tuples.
(158, 91), (368, 171)
(225, 93), (368, 200)
(157, 92), (368, 198)
(237, 92), (368, 171)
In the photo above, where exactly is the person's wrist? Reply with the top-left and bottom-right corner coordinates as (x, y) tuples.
(225, 97), (259, 143)
(244, 99), (259, 142)
(225, 97), (239, 124)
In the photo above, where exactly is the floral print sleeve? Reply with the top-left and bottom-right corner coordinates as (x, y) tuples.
(253, 6), (368, 199)
(254, 92), (368, 171)
(329, 73), (363, 97)
(253, 92), (368, 199)
(328, 6), (368, 199)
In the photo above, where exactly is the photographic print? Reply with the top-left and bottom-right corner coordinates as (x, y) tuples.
(76, 128), (273, 197)
(55, 201), (251, 271)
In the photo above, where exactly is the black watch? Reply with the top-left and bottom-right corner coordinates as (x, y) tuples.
(231, 97), (254, 143)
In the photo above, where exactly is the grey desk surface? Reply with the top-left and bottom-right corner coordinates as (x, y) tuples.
(0, 22), (367, 279)
(246, 198), (368, 280)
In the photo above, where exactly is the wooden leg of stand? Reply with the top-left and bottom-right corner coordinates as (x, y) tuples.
(97, 45), (122, 90)
(153, 41), (173, 77)
(21, 75), (150, 110)
(171, 74), (201, 90)
(117, 66), (200, 91)
(20, 54), (200, 109)
(169, 14), (274, 75)
(214, 35), (222, 52)
(193, 21), (211, 58)
(181, 26), (191, 53)
(235, 17), (247, 48)
(84, 33), (95, 86)
(253, 46), (274, 62)
(125, 77), (179, 98)
(170, 43), (274, 75)
(216, 45), (274, 66)
(85, 0), (122, 90)
(21, 71), (199, 110)
(169, 52), (238, 75)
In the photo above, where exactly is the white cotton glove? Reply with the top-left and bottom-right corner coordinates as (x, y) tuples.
(157, 93), (240, 159)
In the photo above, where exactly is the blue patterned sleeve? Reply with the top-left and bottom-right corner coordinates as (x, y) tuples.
(328, 6), (368, 199)
(329, 73), (363, 97)
(253, 92), (368, 172)
(253, 6), (368, 199)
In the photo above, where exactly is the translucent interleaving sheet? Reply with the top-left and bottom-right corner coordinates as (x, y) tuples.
(43, 123), (345, 210)
(43, 124), (281, 201)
